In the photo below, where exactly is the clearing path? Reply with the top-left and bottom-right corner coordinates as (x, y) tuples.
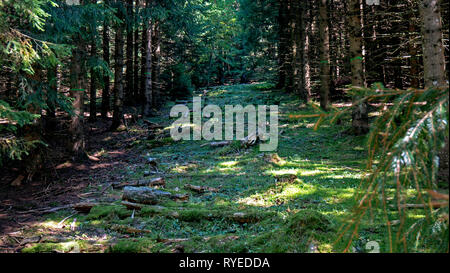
(1, 83), (377, 253)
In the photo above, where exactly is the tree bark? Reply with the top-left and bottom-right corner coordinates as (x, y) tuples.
(89, 34), (97, 122)
(276, 0), (289, 89)
(301, 1), (311, 102)
(101, 1), (111, 119)
(133, 0), (140, 104)
(68, 37), (86, 156)
(143, 0), (153, 117)
(319, 0), (330, 110)
(348, 0), (369, 135)
(125, 0), (134, 105)
(419, 0), (447, 88)
(111, 1), (125, 131)
(291, 0), (303, 97)
(151, 21), (161, 107)
(140, 1), (148, 113)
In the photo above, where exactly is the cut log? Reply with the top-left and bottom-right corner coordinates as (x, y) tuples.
(157, 238), (189, 244)
(200, 141), (231, 147)
(170, 194), (190, 202)
(399, 202), (448, 209)
(200, 132), (260, 148)
(122, 186), (172, 205)
(112, 177), (166, 189)
(73, 202), (98, 213)
(110, 224), (151, 234)
(121, 201), (144, 210)
(230, 212), (259, 223)
(184, 184), (220, 194)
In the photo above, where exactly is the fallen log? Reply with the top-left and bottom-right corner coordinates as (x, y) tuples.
(200, 141), (231, 148)
(200, 131), (260, 148)
(122, 186), (172, 205)
(121, 201), (144, 210)
(399, 202), (448, 209)
(73, 203), (98, 213)
(230, 212), (259, 223)
(112, 177), (166, 189)
(171, 194), (190, 202)
(184, 184), (220, 194)
(110, 224), (151, 234)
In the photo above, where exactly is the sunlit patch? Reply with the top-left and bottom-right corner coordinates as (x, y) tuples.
(238, 183), (317, 207)
(41, 220), (62, 229)
(266, 169), (299, 176)
(300, 169), (325, 176)
(219, 161), (238, 167)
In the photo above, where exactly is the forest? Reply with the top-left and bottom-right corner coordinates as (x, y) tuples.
(0, 0), (448, 254)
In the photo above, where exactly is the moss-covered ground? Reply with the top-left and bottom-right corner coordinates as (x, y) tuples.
(17, 83), (416, 253)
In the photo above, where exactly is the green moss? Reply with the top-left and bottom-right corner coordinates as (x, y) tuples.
(87, 205), (131, 220)
(286, 210), (333, 234)
(108, 238), (157, 253)
(22, 241), (85, 253)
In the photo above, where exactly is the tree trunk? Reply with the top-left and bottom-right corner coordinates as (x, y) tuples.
(319, 0), (330, 110)
(68, 38), (86, 156)
(89, 35), (97, 122)
(143, 0), (153, 117)
(419, 0), (448, 187)
(408, 9), (420, 88)
(111, 1), (125, 131)
(140, 2), (148, 113)
(152, 21), (161, 107)
(133, 0), (140, 104)
(276, 0), (289, 89)
(301, 1), (311, 103)
(125, 0), (134, 105)
(291, 0), (303, 97)
(419, 0), (447, 88)
(101, 2), (111, 119)
(348, 0), (369, 135)
(46, 65), (57, 119)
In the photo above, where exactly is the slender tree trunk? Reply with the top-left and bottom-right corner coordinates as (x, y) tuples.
(89, 35), (98, 122)
(408, 17), (420, 88)
(348, 0), (369, 135)
(69, 38), (86, 156)
(143, 2), (153, 117)
(276, 0), (289, 89)
(46, 65), (57, 119)
(301, 1), (311, 102)
(140, 2), (148, 113)
(292, 0), (303, 97)
(111, 1), (125, 131)
(152, 21), (161, 107)
(133, 0), (140, 104)
(419, 0), (447, 88)
(125, 0), (134, 105)
(284, 0), (294, 93)
(101, 1), (111, 119)
(319, 0), (330, 110)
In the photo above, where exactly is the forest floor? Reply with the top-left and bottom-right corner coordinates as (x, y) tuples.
(0, 83), (388, 253)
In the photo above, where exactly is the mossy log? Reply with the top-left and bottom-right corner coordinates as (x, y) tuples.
(122, 186), (172, 204)
(112, 177), (166, 189)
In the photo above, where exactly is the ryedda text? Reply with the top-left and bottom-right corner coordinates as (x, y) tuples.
(179, 257), (270, 270)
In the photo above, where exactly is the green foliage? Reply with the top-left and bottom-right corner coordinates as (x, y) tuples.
(166, 63), (193, 99)
(308, 83), (449, 252)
